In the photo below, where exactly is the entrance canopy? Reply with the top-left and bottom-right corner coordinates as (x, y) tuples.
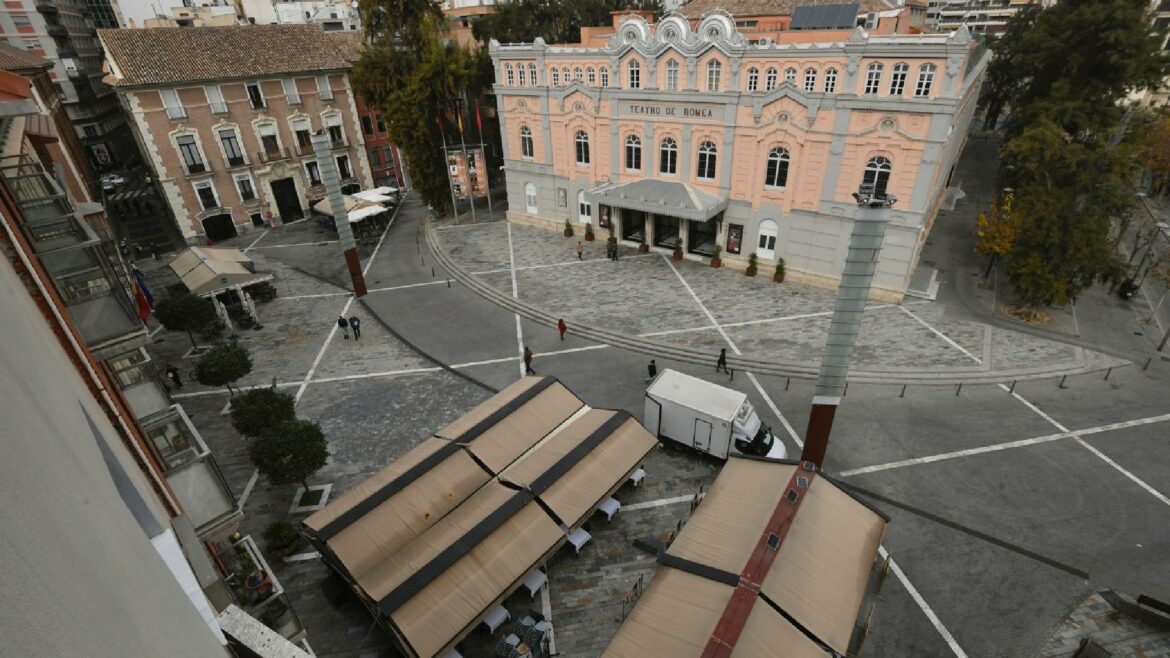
(303, 376), (658, 658)
(310, 195), (388, 223)
(605, 458), (888, 657)
(585, 180), (728, 222)
(167, 246), (273, 297)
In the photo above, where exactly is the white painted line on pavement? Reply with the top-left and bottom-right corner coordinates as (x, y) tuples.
(471, 252), (661, 276)
(284, 551), (321, 563)
(623, 495), (694, 512)
(882, 547), (969, 658)
(270, 291), (352, 301)
(365, 280), (449, 294)
(539, 344), (609, 358)
(238, 470), (260, 508)
(746, 371), (803, 449)
(169, 380), (302, 399)
(451, 355), (518, 369)
(506, 223), (526, 378)
(242, 230), (268, 254)
(311, 366), (443, 384)
(839, 431), (1068, 477)
(250, 240), (340, 250)
(1074, 437), (1170, 506)
(297, 298), (354, 405)
(901, 306), (982, 363)
(148, 324), (165, 338)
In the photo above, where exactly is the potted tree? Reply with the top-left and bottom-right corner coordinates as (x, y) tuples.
(193, 340), (253, 397)
(710, 244), (723, 268)
(564, 219), (574, 237)
(773, 257), (785, 283)
(263, 519), (303, 559)
(746, 252), (758, 277)
(584, 222), (595, 242)
(230, 384), (296, 438)
(153, 293), (216, 352)
(638, 236), (649, 254)
(672, 239), (684, 261)
(248, 418), (330, 505)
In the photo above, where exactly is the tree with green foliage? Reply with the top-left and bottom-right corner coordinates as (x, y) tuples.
(153, 293), (216, 350)
(471, 0), (659, 46)
(248, 419), (329, 493)
(193, 340), (253, 396)
(230, 385), (296, 438)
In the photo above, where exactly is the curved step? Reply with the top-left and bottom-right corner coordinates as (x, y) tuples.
(426, 221), (1128, 385)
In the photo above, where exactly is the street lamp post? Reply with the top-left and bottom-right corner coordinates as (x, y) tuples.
(801, 184), (896, 467)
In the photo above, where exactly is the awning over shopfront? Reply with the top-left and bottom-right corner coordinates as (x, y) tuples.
(167, 246), (273, 297)
(585, 179), (728, 222)
(302, 376), (658, 658)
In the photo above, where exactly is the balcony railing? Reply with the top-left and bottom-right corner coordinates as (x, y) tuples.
(186, 162), (207, 175)
(256, 147), (292, 163)
(226, 155), (246, 168)
(222, 535), (307, 644)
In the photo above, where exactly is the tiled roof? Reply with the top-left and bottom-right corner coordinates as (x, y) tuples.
(328, 31), (366, 64)
(0, 43), (52, 72)
(98, 24), (352, 87)
(678, 0), (893, 19)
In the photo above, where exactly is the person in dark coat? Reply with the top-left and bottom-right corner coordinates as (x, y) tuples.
(523, 346), (535, 374)
(716, 348), (729, 374)
(557, 318), (567, 340)
(165, 364), (183, 389)
(337, 315), (350, 339)
(646, 359), (657, 383)
(349, 315), (361, 339)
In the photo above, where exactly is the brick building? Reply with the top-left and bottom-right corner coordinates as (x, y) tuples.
(490, 11), (987, 300)
(329, 31), (407, 190)
(99, 24), (373, 243)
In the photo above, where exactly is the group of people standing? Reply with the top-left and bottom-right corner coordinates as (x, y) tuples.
(574, 236), (622, 262)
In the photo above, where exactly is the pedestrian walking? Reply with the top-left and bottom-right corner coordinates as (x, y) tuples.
(165, 364), (183, 389)
(523, 346), (535, 374)
(716, 348), (729, 374)
(608, 236), (619, 261)
(557, 318), (567, 340)
(349, 315), (361, 339)
(645, 359), (657, 383)
(150, 241), (161, 261)
(606, 243), (614, 261)
(576, 241), (584, 260)
(337, 315), (350, 339)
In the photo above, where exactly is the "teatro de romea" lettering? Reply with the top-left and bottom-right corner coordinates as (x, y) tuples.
(623, 103), (719, 119)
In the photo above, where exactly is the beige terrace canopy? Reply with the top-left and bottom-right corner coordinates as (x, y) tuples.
(310, 195), (388, 223)
(302, 376), (658, 658)
(585, 179), (729, 222)
(166, 246), (272, 298)
(605, 458), (888, 658)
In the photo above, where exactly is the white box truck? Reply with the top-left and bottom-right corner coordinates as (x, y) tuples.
(643, 369), (787, 460)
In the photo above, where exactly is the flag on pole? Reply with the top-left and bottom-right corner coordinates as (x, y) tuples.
(457, 108), (464, 135)
(131, 265), (155, 306)
(475, 100), (484, 137)
(130, 266), (154, 323)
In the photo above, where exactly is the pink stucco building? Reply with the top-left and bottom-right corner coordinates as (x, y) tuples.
(489, 11), (988, 300)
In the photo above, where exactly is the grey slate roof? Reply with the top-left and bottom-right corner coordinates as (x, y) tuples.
(790, 3), (861, 29)
(98, 24), (351, 88)
(585, 179), (728, 221)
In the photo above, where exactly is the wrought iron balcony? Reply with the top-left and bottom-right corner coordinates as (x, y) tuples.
(256, 146), (292, 163)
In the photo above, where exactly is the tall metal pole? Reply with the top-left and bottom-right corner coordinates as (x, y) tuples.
(801, 185), (896, 467)
(312, 129), (367, 297)
(456, 96), (477, 224)
(441, 145), (460, 224)
(483, 143), (494, 219)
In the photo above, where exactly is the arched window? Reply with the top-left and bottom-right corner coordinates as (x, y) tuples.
(784, 67), (796, 83)
(862, 156), (892, 196)
(575, 130), (590, 164)
(665, 59), (679, 91)
(803, 68), (817, 92)
(528, 63), (538, 85)
(600, 66), (609, 87)
(518, 64), (526, 86)
(519, 126), (533, 159)
(756, 219), (778, 260)
(578, 190), (592, 224)
(628, 60), (641, 89)
(765, 67), (777, 91)
(764, 148), (790, 188)
(551, 68), (560, 86)
(823, 67), (838, 93)
(889, 62), (909, 96)
(505, 64), (514, 86)
(660, 138), (677, 174)
(625, 135), (642, 171)
(747, 67), (759, 92)
(864, 62), (883, 94)
(574, 67), (583, 82)
(915, 63), (936, 97)
(562, 67), (570, 83)
(697, 141), (717, 180)
(525, 182), (538, 214)
(587, 67), (595, 84)
(706, 60), (722, 91)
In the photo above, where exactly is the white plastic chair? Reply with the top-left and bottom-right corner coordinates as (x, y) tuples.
(598, 496), (621, 522)
(482, 604), (511, 634)
(567, 527), (592, 555)
(629, 467), (646, 487)
(522, 569), (547, 598)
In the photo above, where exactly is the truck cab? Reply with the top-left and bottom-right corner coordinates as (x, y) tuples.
(731, 399), (782, 458)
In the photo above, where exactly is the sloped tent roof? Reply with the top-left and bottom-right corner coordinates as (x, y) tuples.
(605, 458), (888, 657)
(303, 376), (658, 658)
(167, 246), (273, 297)
(585, 179), (728, 222)
(310, 195), (388, 223)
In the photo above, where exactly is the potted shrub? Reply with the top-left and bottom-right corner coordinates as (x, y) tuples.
(564, 219), (574, 237)
(710, 244), (723, 268)
(746, 252), (758, 277)
(263, 520), (303, 559)
(773, 257), (786, 283)
(584, 222), (595, 242)
(672, 239), (684, 261)
(638, 236), (649, 253)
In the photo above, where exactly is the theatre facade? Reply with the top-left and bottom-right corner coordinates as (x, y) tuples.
(489, 12), (988, 300)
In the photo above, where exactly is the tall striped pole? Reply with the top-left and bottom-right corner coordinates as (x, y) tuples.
(312, 129), (367, 297)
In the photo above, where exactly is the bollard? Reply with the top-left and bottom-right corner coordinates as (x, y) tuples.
(1104, 367), (1112, 381)
(1144, 357), (1153, 370)
(447, 278), (451, 288)
(785, 377), (790, 391)
(1009, 380), (1017, 394)
(955, 383), (962, 396)
(900, 384), (907, 398)
(843, 382), (848, 397)
(431, 266), (435, 277)
(420, 254), (425, 265)
(1058, 374), (1068, 389)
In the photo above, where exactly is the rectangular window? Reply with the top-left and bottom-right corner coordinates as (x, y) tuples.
(305, 161), (322, 185)
(316, 75), (333, 100)
(326, 115), (343, 146)
(369, 147), (381, 168)
(194, 181), (218, 210)
(23, 37), (39, 51)
(13, 15), (31, 27)
(629, 64), (640, 89)
(234, 173), (256, 201)
(361, 115), (373, 134)
(666, 64), (678, 91)
(889, 66), (908, 95)
(258, 123), (280, 156)
(915, 66), (936, 97)
(282, 78), (301, 105)
(823, 69), (838, 93)
(383, 146), (394, 169)
(176, 134), (204, 173)
(864, 66), (882, 94)
(219, 129), (244, 166)
(246, 82), (265, 109)
(83, 125), (98, 138)
(336, 155), (352, 179)
(377, 117), (386, 133)
(292, 118), (312, 151)
(160, 88), (185, 120)
(205, 84), (227, 114)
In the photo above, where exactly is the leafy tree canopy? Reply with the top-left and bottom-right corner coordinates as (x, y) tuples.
(193, 341), (253, 395)
(249, 419), (329, 491)
(471, 0), (658, 46)
(153, 293), (216, 349)
(230, 386), (296, 438)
